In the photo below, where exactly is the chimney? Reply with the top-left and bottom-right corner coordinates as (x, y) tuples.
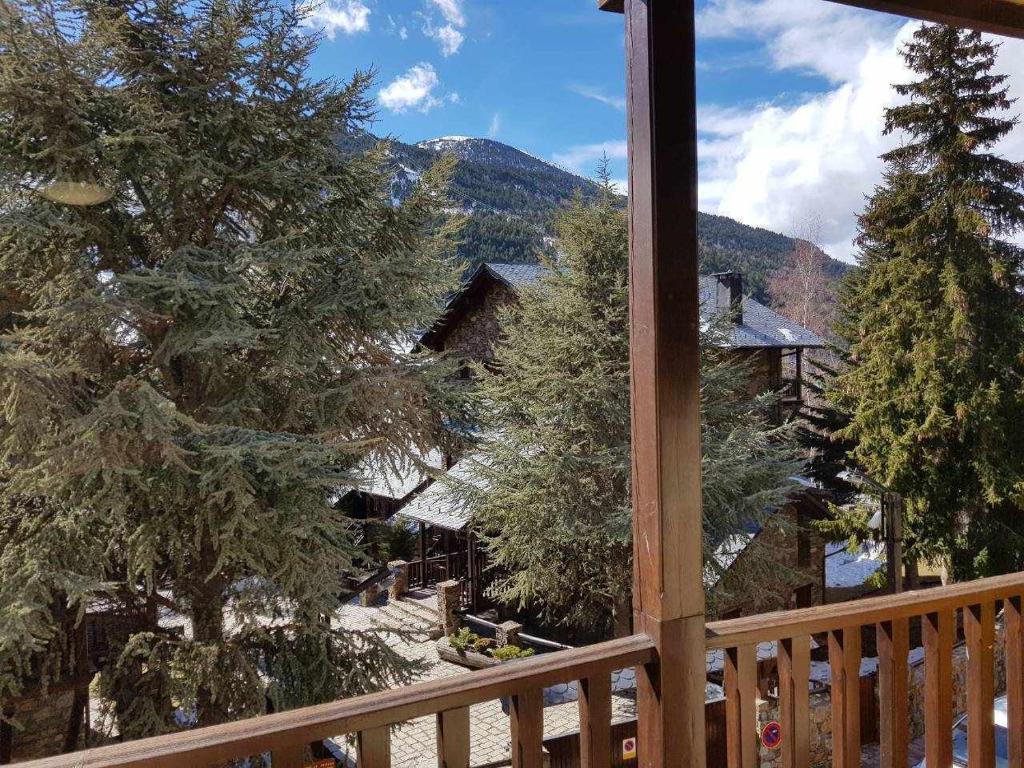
(713, 272), (743, 324)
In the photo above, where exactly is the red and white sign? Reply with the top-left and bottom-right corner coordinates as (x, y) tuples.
(622, 736), (637, 760)
(760, 720), (783, 750)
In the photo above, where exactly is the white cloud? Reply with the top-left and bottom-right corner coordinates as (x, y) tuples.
(425, 22), (464, 56)
(429, 0), (465, 27)
(399, 26), (409, 40)
(421, 0), (466, 56)
(552, 141), (628, 175)
(378, 63), (444, 113)
(694, 1), (1024, 262)
(488, 113), (502, 138)
(568, 83), (626, 111)
(697, 24), (910, 260)
(696, 0), (898, 82)
(300, 0), (370, 39)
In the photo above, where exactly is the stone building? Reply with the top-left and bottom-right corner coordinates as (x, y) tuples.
(412, 262), (831, 618)
(420, 263), (827, 415)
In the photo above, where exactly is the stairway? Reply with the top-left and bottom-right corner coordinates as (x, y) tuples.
(375, 596), (438, 641)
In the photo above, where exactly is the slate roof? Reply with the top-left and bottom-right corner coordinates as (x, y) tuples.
(356, 449), (445, 501)
(397, 457), (481, 531)
(483, 262), (546, 290)
(477, 262), (826, 350)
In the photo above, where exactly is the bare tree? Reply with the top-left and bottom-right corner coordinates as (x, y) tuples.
(768, 215), (837, 339)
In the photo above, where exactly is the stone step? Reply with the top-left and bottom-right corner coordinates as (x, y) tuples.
(395, 595), (440, 625)
(377, 600), (436, 636)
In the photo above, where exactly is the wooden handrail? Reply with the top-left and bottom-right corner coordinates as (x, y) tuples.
(21, 634), (655, 768)
(706, 569), (1024, 649)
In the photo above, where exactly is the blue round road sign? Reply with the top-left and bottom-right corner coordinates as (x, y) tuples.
(761, 720), (783, 750)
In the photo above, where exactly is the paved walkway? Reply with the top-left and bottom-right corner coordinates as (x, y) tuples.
(860, 736), (926, 768)
(332, 596), (635, 768)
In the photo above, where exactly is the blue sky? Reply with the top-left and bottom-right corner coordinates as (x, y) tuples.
(302, 0), (1024, 261)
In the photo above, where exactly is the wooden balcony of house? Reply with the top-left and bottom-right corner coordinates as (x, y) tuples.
(14, 2), (1024, 768)
(16, 573), (1024, 768)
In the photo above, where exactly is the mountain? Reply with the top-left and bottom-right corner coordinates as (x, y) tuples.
(336, 131), (850, 301)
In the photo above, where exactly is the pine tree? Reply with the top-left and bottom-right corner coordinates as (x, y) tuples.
(460, 178), (804, 639)
(0, 0), (461, 738)
(831, 25), (1024, 579)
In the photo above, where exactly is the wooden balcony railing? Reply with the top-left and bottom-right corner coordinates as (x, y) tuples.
(707, 569), (1024, 768)
(21, 634), (654, 768)
(18, 570), (1024, 768)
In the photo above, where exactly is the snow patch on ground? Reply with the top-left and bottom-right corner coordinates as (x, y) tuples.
(825, 540), (886, 588)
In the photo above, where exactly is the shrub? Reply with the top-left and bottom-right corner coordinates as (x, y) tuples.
(489, 645), (535, 661)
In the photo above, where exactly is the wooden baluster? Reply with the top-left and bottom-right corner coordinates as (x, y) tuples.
(924, 609), (955, 768)
(828, 626), (861, 768)
(274, 743), (305, 768)
(437, 707), (470, 768)
(967, 602), (996, 768)
(725, 644), (758, 768)
(1008, 597), (1024, 768)
(578, 674), (612, 768)
(876, 618), (909, 768)
(510, 688), (544, 768)
(358, 725), (391, 768)
(778, 636), (810, 768)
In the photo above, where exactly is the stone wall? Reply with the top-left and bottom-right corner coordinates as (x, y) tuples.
(712, 504), (826, 619)
(733, 348), (782, 400)
(439, 280), (517, 367)
(4, 685), (76, 762)
(751, 624), (1007, 768)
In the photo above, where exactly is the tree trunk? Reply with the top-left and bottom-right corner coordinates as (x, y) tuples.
(904, 556), (920, 591)
(192, 538), (228, 727)
(0, 706), (13, 765)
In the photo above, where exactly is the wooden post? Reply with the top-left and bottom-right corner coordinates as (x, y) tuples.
(794, 348), (803, 404)
(876, 618), (909, 768)
(614, 1), (707, 767)
(436, 707), (470, 768)
(1006, 596), (1024, 768)
(419, 522), (428, 588)
(578, 675), (613, 768)
(883, 493), (903, 594)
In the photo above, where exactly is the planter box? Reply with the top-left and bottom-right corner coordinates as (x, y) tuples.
(436, 637), (501, 670)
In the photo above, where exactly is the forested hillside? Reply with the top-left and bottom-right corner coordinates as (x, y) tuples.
(337, 130), (850, 300)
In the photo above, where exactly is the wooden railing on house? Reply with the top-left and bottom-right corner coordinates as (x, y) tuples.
(708, 570), (1024, 768)
(20, 572), (1024, 768)
(21, 634), (654, 768)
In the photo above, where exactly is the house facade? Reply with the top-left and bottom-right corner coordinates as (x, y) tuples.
(421, 263), (827, 415)
(410, 263), (831, 620)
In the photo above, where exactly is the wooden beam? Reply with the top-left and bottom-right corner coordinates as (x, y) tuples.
(436, 708), (470, 768)
(876, 618), (909, 768)
(828, 627), (862, 768)
(724, 644), (758, 768)
(578, 675), (612, 768)
(1007, 596), (1024, 768)
(824, 1), (1024, 40)
(356, 726), (390, 768)
(18, 635), (655, 768)
(966, 602), (996, 768)
(924, 610), (955, 768)
(509, 689), (544, 768)
(621, 1), (706, 768)
(601, 0), (1024, 39)
(706, 570), (1024, 649)
(778, 636), (811, 768)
